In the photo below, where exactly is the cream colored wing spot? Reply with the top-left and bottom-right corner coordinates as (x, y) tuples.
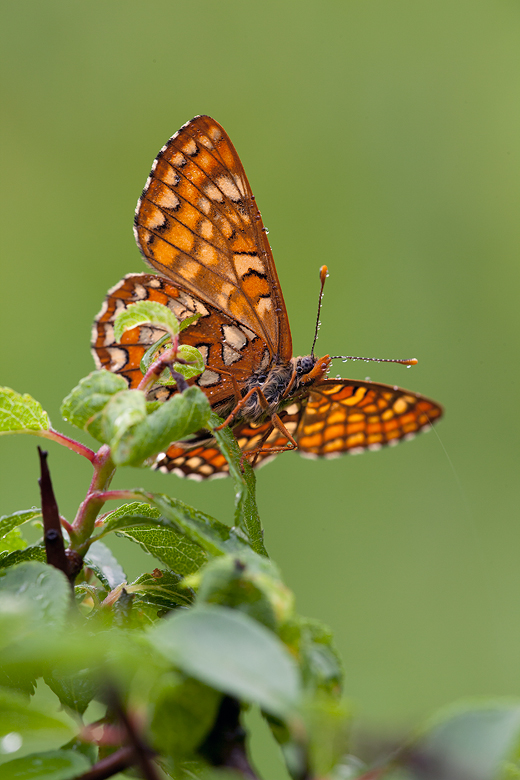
(161, 167), (180, 186)
(170, 151), (186, 167)
(102, 323), (115, 347)
(233, 253), (264, 278)
(207, 125), (222, 143)
(222, 324), (247, 351)
(197, 346), (209, 363)
(186, 456), (203, 469)
(233, 174), (247, 196)
(204, 183), (224, 202)
(145, 207), (167, 230)
(284, 404), (300, 415)
(199, 219), (214, 240)
(132, 283), (148, 300)
(213, 282), (234, 310)
(198, 369), (221, 387)
(196, 243), (220, 266)
(222, 345), (241, 365)
(256, 298), (273, 318)
(155, 189), (180, 210)
(107, 347), (129, 371)
(182, 138), (198, 156)
(240, 326), (257, 342)
(197, 197), (211, 215)
(176, 291), (209, 316)
(147, 277), (162, 288)
(217, 176), (242, 202)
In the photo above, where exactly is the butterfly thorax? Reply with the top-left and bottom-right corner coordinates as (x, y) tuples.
(241, 354), (331, 422)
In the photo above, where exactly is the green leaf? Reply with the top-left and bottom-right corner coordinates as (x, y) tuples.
(195, 552), (294, 632)
(0, 509), (42, 539)
(150, 605), (301, 717)
(44, 668), (99, 715)
(150, 673), (221, 757)
(129, 569), (194, 610)
(0, 750), (90, 780)
(0, 388), (50, 434)
(402, 701), (520, 780)
(83, 541), (126, 590)
(0, 688), (75, 742)
(280, 617), (343, 698)
(0, 562), (70, 630)
(101, 389), (147, 449)
(0, 529), (27, 554)
(210, 415), (266, 557)
(60, 370), (128, 440)
(134, 491), (249, 558)
(140, 336), (204, 386)
(97, 501), (163, 535)
(113, 299), (180, 341)
(175, 344), (206, 379)
(104, 386), (211, 467)
(116, 525), (207, 577)
(0, 544), (46, 571)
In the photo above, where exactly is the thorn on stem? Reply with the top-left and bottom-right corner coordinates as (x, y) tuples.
(37, 447), (72, 585)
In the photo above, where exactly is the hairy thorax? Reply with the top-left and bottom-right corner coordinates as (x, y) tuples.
(240, 354), (330, 423)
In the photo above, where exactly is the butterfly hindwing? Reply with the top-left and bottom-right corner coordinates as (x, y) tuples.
(297, 379), (443, 457)
(92, 273), (272, 409)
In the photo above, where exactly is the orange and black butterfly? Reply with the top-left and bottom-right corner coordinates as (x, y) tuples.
(92, 116), (443, 479)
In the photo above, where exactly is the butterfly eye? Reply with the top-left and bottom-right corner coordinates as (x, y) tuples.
(256, 374), (267, 385)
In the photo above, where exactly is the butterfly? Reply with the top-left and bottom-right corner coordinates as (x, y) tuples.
(92, 115), (443, 479)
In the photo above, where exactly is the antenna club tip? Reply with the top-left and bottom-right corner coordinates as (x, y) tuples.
(406, 358), (418, 366)
(319, 265), (328, 283)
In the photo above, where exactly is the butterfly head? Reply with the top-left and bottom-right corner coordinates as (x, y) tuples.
(297, 354), (331, 384)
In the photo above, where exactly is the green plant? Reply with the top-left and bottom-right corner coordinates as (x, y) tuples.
(1, 302), (520, 780)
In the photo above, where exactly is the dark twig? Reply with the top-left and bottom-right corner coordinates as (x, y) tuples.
(72, 746), (135, 780)
(199, 696), (259, 779)
(37, 447), (71, 583)
(104, 686), (160, 780)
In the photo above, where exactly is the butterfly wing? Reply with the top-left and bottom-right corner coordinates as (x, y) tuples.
(146, 380), (442, 479)
(92, 273), (273, 409)
(134, 115), (292, 363)
(295, 379), (443, 457)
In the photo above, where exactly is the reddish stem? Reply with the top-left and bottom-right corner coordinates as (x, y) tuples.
(38, 428), (96, 462)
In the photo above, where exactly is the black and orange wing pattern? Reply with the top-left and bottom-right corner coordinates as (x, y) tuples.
(152, 381), (442, 479)
(92, 115), (443, 480)
(92, 272), (272, 409)
(134, 115), (292, 362)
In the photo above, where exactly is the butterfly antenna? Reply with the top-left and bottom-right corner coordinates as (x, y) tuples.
(329, 355), (418, 367)
(311, 265), (329, 357)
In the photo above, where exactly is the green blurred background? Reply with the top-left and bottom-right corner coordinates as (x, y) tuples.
(1, 0), (520, 769)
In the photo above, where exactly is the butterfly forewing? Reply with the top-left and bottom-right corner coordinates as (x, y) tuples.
(134, 115), (292, 362)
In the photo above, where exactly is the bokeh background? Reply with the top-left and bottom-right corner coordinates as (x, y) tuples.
(1, 0), (520, 774)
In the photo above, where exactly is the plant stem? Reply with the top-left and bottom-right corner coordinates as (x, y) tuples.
(71, 445), (116, 547)
(38, 428), (96, 462)
(73, 746), (136, 780)
(105, 686), (161, 780)
(199, 696), (260, 779)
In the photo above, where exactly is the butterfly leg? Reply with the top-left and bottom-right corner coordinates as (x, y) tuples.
(246, 413), (299, 467)
(214, 386), (269, 431)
